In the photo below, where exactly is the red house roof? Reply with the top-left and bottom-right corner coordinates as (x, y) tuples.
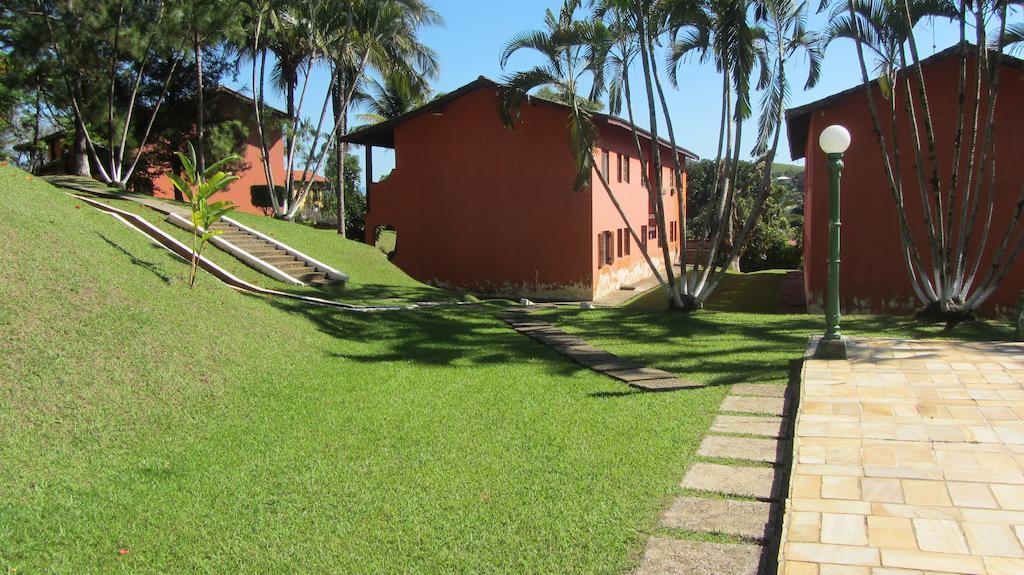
(341, 76), (699, 160)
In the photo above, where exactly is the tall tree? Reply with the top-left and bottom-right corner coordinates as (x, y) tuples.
(823, 0), (1020, 319)
(34, 0), (186, 188)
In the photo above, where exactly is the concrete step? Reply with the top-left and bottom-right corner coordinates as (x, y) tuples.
(261, 255), (299, 266)
(295, 271), (326, 283)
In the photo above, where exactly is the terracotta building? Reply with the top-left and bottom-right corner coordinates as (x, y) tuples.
(786, 44), (1024, 315)
(342, 77), (697, 301)
(37, 88), (314, 216)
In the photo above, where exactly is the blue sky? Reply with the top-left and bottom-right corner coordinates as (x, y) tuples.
(229, 0), (968, 182)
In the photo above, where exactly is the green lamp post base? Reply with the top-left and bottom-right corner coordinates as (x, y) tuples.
(814, 336), (848, 360)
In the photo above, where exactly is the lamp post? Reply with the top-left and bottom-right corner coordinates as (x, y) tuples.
(815, 125), (851, 359)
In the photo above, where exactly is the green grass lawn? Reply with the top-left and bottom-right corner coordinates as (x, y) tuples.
(1, 166), (1015, 573)
(627, 269), (791, 313)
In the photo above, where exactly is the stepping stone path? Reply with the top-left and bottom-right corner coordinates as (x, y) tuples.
(501, 309), (702, 392)
(633, 381), (798, 574)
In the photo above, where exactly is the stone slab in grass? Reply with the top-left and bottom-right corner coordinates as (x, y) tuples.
(606, 366), (676, 382)
(661, 496), (774, 541)
(730, 383), (788, 398)
(698, 435), (786, 464)
(632, 537), (762, 575)
(720, 395), (787, 416)
(681, 462), (780, 501)
(710, 415), (789, 439)
(630, 378), (705, 392)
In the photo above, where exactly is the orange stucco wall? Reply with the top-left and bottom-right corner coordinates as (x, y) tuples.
(151, 101), (285, 216)
(802, 54), (1024, 316)
(363, 87), (685, 300)
(591, 128), (684, 300)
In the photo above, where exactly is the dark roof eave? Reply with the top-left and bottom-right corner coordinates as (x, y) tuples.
(340, 76), (699, 160)
(784, 42), (1024, 160)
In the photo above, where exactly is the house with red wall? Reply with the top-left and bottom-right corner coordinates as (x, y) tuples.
(148, 88), (292, 216)
(37, 87), (315, 216)
(341, 77), (696, 301)
(786, 44), (1024, 316)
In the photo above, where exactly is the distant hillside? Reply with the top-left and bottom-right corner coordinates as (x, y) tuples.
(771, 163), (804, 177)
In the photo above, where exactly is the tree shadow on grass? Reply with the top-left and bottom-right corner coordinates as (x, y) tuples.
(261, 296), (593, 380)
(98, 233), (173, 284)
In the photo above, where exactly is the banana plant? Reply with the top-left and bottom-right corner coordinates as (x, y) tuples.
(167, 143), (240, 287)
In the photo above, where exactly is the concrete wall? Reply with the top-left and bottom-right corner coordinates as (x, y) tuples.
(802, 53), (1024, 316)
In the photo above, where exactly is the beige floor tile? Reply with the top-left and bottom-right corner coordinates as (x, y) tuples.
(861, 478), (904, 504)
(821, 513), (868, 546)
(790, 511), (822, 543)
(820, 565), (870, 575)
(822, 477), (862, 500)
(946, 482), (998, 509)
(902, 481), (952, 507)
(912, 518), (969, 554)
(961, 522), (1024, 558)
(879, 549), (984, 573)
(785, 542), (881, 567)
(782, 561), (820, 575)
(991, 484), (1024, 510)
(984, 556), (1024, 575)
(867, 516), (917, 551)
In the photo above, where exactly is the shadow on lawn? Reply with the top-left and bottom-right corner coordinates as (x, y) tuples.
(541, 307), (1013, 388)
(98, 233), (173, 284)
(264, 297), (590, 379)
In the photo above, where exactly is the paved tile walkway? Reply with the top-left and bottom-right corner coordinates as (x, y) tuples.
(778, 337), (1024, 575)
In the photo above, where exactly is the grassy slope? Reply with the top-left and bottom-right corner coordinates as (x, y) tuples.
(2, 168), (1012, 573)
(0, 168), (726, 573)
(628, 269), (790, 313)
(99, 197), (448, 306)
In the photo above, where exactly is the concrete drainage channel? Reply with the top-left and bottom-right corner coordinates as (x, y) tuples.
(74, 194), (457, 313)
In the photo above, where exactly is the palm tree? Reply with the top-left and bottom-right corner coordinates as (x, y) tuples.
(500, 1), (681, 293)
(326, 0), (441, 234)
(666, 0), (771, 299)
(355, 71), (432, 124)
(700, 0), (821, 297)
(822, 0), (1021, 319)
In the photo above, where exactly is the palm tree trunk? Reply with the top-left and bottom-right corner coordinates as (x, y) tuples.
(332, 78), (347, 237)
(649, 38), (692, 302)
(845, 0), (936, 303)
(636, 27), (682, 308)
(251, 13), (282, 217)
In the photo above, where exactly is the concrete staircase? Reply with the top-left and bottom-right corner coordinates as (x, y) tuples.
(208, 221), (339, 287)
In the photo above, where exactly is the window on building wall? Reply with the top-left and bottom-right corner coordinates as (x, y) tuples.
(625, 229), (631, 255)
(617, 229), (623, 257)
(598, 231), (614, 267)
(616, 154), (623, 183)
(641, 225), (648, 249)
(601, 150), (610, 181)
(623, 156), (631, 183)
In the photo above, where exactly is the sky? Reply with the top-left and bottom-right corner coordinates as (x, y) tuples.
(228, 0), (972, 184)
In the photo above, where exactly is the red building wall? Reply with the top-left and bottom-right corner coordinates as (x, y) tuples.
(363, 87), (685, 300)
(803, 54), (1024, 316)
(365, 88), (595, 299)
